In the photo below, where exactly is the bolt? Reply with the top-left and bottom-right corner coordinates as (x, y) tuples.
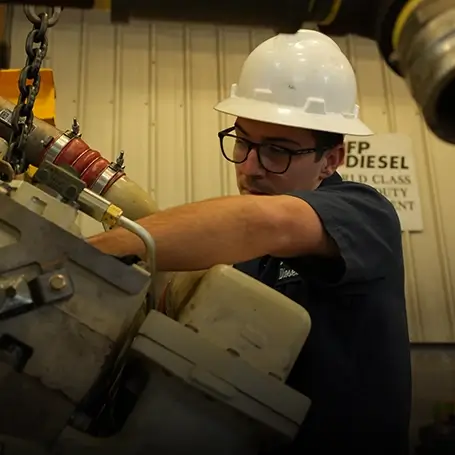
(110, 150), (125, 172)
(40, 136), (54, 148)
(49, 274), (66, 290)
(71, 118), (81, 137)
(115, 151), (125, 168)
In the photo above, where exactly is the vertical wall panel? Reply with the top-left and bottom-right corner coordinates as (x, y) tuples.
(154, 23), (186, 208)
(7, 7), (455, 341)
(115, 21), (155, 193)
(47, 11), (84, 131)
(216, 28), (252, 196)
(186, 26), (223, 201)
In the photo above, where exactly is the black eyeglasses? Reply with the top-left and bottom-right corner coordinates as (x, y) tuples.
(218, 126), (322, 174)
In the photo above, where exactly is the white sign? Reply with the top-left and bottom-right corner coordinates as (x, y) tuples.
(338, 133), (424, 232)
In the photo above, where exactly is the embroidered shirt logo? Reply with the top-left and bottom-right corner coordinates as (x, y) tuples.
(278, 262), (299, 281)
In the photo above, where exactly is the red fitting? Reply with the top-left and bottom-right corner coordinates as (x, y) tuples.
(39, 135), (125, 194)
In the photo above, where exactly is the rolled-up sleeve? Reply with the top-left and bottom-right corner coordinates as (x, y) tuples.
(284, 182), (402, 285)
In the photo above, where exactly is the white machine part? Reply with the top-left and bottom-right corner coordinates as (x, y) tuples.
(4, 179), (83, 238)
(0, 164), (312, 454)
(175, 265), (311, 381)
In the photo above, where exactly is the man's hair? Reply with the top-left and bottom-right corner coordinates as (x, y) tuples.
(312, 130), (344, 161)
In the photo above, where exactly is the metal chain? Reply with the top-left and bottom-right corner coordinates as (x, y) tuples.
(5, 5), (62, 175)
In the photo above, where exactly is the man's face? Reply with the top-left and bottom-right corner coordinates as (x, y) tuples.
(232, 117), (345, 195)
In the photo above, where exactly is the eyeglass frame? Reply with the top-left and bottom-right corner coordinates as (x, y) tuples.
(218, 126), (330, 175)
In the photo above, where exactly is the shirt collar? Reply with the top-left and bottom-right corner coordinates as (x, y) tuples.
(319, 172), (342, 188)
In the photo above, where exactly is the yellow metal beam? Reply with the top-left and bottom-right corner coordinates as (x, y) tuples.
(0, 68), (57, 125)
(93, 0), (111, 10)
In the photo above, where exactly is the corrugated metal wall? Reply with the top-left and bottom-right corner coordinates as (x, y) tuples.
(8, 7), (455, 342)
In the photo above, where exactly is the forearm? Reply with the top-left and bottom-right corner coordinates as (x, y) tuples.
(89, 195), (287, 271)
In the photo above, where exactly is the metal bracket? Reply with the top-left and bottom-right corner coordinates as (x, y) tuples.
(33, 160), (86, 203)
(0, 268), (74, 321)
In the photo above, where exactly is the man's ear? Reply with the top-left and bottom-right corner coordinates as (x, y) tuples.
(320, 145), (345, 178)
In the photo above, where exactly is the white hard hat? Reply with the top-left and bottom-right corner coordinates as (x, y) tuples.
(214, 29), (373, 136)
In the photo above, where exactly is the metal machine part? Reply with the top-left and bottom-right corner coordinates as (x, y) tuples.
(4, 178), (83, 237)
(0, 137), (14, 181)
(3, 0), (454, 145)
(49, 311), (310, 455)
(395, 0), (455, 144)
(0, 96), (159, 220)
(0, 167), (311, 454)
(0, 179), (151, 447)
(26, 159), (157, 276)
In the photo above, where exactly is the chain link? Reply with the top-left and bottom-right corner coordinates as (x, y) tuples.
(5, 5), (61, 175)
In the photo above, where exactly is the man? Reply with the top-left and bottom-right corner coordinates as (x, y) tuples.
(89, 29), (412, 453)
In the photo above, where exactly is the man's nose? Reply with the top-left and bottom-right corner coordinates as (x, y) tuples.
(238, 148), (265, 176)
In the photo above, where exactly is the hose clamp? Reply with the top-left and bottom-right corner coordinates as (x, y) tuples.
(91, 166), (119, 195)
(44, 132), (72, 163)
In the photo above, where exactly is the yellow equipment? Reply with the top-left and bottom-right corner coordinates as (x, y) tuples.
(0, 68), (56, 126)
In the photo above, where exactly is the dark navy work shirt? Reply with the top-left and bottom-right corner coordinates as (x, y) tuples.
(234, 173), (412, 454)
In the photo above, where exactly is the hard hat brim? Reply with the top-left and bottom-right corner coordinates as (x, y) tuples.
(214, 97), (374, 136)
